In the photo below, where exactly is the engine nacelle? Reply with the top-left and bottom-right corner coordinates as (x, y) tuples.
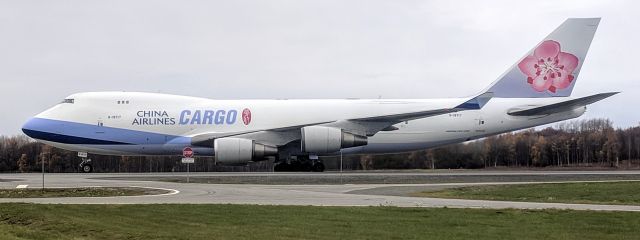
(214, 138), (277, 165)
(301, 126), (367, 154)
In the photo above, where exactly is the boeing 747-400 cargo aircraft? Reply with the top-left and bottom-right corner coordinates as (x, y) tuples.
(22, 18), (616, 172)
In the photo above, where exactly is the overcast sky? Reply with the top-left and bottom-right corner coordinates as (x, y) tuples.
(1, 0), (638, 135)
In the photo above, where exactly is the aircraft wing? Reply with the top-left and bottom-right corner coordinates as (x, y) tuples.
(191, 92), (493, 147)
(351, 92), (493, 122)
(508, 92), (619, 116)
(319, 92), (493, 137)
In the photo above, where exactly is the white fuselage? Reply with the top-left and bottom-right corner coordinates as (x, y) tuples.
(20, 18), (607, 163)
(23, 92), (585, 157)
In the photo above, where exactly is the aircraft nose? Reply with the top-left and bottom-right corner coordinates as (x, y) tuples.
(21, 118), (39, 138)
(22, 117), (68, 143)
(22, 117), (57, 140)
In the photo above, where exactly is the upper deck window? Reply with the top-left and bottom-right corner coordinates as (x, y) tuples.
(61, 98), (74, 104)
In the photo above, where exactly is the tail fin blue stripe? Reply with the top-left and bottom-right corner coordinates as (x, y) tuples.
(456, 92), (494, 110)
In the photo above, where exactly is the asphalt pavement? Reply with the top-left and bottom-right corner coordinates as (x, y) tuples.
(2, 171), (640, 212)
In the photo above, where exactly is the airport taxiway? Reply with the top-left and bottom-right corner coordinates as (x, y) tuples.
(2, 171), (640, 211)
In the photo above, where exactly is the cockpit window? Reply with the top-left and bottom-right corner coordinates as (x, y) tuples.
(61, 98), (74, 104)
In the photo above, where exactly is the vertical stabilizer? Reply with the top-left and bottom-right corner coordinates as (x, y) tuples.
(486, 18), (600, 98)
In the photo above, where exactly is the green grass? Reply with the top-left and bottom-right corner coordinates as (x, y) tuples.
(0, 204), (639, 240)
(412, 181), (640, 205)
(0, 187), (164, 198)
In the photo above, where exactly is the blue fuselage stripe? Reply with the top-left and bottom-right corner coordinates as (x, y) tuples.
(22, 118), (191, 146)
(22, 129), (132, 145)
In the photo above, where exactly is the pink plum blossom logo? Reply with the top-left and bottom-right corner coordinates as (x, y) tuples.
(518, 40), (579, 93)
(242, 108), (251, 125)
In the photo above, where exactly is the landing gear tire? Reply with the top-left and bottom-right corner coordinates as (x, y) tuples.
(291, 161), (312, 172)
(274, 158), (324, 172)
(311, 162), (325, 172)
(79, 158), (93, 173)
(81, 164), (93, 173)
(274, 162), (290, 172)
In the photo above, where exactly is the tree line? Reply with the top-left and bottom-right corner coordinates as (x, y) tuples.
(1, 118), (638, 173)
(350, 118), (640, 170)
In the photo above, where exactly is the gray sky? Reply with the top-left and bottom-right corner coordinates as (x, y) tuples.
(1, 0), (638, 135)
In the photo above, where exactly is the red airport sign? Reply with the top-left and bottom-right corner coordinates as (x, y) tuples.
(183, 147), (194, 158)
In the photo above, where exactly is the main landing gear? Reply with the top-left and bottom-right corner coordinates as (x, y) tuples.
(79, 158), (93, 173)
(274, 156), (325, 172)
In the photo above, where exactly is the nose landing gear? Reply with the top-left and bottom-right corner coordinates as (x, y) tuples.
(79, 158), (93, 173)
(77, 152), (93, 173)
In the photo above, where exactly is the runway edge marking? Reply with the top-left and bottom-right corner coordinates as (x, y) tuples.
(129, 186), (180, 197)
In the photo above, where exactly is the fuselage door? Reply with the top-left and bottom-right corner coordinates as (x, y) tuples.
(96, 118), (105, 134)
(475, 116), (487, 133)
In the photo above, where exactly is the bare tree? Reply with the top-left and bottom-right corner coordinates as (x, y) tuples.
(17, 153), (28, 173)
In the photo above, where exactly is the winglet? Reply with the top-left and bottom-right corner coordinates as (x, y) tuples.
(455, 92), (494, 110)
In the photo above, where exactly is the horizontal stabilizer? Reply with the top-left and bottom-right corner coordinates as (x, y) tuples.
(508, 92), (618, 116)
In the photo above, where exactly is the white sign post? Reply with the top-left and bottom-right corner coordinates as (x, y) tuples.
(181, 158), (195, 164)
(182, 147), (194, 183)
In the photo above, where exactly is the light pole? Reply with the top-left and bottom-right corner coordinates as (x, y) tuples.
(629, 134), (632, 169)
(340, 150), (343, 173)
(340, 150), (343, 184)
(41, 154), (45, 191)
